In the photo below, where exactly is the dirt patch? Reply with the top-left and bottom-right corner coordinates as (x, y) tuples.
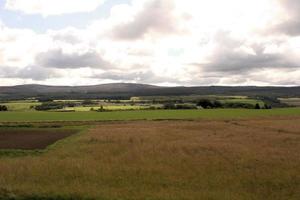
(0, 129), (78, 150)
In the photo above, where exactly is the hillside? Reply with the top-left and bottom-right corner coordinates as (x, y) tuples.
(0, 83), (300, 100)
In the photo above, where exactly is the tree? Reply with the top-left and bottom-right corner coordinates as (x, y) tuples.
(82, 100), (95, 106)
(35, 102), (64, 111)
(264, 104), (272, 109)
(255, 103), (261, 109)
(98, 105), (105, 112)
(197, 99), (213, 109)
(213, 101), (223, 108)
(0, 105), (8, 111)
(163, 103), (176, 109)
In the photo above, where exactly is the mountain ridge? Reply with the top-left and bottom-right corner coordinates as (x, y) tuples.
(0, 83), (300, 100)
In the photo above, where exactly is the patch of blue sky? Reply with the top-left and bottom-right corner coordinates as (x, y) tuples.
(0, 0), (130, 33)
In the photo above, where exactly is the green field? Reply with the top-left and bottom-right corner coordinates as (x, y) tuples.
(3, 102), (41, 111)
(0, 95), (270, 112)
(0, 108), (299, 122)
(63, 105), (151, 112)
(279, 98), (300, 107)
(220, 99), (264, 106)
(133, 95), (249, 102)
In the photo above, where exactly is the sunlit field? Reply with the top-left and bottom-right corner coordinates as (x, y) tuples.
(0, 108), (299, 122)
(0, 118), (299, 200)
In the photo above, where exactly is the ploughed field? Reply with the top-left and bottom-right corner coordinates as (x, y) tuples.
(0, 117), (299, 200)
(0, 128), (78, 150)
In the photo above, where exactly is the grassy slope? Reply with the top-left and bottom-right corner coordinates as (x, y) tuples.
(0, 108), (299, 122)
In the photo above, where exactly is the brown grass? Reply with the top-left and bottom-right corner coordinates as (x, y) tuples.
(0, 118), (300, 199)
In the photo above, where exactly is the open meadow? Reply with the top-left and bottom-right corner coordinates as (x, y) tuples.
(0, 116), (299, 200)
(0, 94), (299, 199)
(0, 108), (300, 122)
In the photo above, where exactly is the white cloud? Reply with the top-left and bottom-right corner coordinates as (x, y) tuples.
(36, 49), (112, 69)
(1, 0), (300, 86)
(5, 0), (106, 16)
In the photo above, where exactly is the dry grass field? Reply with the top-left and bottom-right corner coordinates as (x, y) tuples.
(0, 118), (300, 200)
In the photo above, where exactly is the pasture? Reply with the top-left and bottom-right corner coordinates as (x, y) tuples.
(0, 118), (299, 199)
(63, 105), (150, 112)
(279, 98), (300, 107)
(219, 98), (264, 106)
(2, 102), (40, 111)
(0, 108), (299, 122)
(0, 95), (268, 112)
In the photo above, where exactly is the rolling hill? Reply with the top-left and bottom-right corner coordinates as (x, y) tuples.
(0, 83), (300, 100)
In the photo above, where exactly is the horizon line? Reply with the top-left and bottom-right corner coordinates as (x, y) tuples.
(0, 83), (299, 88)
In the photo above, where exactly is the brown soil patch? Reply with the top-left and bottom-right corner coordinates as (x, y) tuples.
(0, 129), (78, 150)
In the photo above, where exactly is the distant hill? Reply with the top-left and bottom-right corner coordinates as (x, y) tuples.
(0, 83), (300, 100)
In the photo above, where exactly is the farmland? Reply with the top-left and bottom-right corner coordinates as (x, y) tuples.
(2, 101), (40, 111)
(0, 118), (299, 199)
(0, 94), (276, 112)
(0, 108), (300, 122)
(0, 96), (300, 199)
(279, 98), (300, 107)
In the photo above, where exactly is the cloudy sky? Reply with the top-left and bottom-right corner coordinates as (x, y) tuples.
(0, 0), (300, 86)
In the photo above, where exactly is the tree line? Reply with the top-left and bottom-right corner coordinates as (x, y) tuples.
(163, 99), (271, 110)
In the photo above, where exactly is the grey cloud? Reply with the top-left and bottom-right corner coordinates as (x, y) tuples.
(197, 32), (299, 74)
(52, 33), (81, 44)
(272, 0), (300, 36)
(111, 0), (179, 40)
(0, 50), (3, 64)
(35, 49), (111, 69)
(50, 29), (82, 44)
(90, 70), (179, 84)
(0, 66), (59, 81)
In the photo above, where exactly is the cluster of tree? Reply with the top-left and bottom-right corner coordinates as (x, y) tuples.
(35, 102), (64, 111)
(161, 99), (272, 110)
(257, 96), (287, 108)
(222, 102), (256, 109)
(82, 100), (98, 106)
(196, 99), (223, 109)
(0, 105), (8, 111)
(163, 103), (197, 110)
(37, 98), (55, 102)
(197, 99), (272, 109)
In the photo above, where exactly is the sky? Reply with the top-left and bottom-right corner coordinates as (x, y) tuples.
(0, 0), (300, 86)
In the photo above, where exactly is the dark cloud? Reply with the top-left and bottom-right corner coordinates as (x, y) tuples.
(111, 0), (180, 40)
(272, 0), (300, 36)
(35, 49), (111, 69)
(197, 32), (299, 74)
(0, 66), (59, 81)
(51, 33), (81, 44)
(50, 28), (82, 44)
(90, 70), (179, 84)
